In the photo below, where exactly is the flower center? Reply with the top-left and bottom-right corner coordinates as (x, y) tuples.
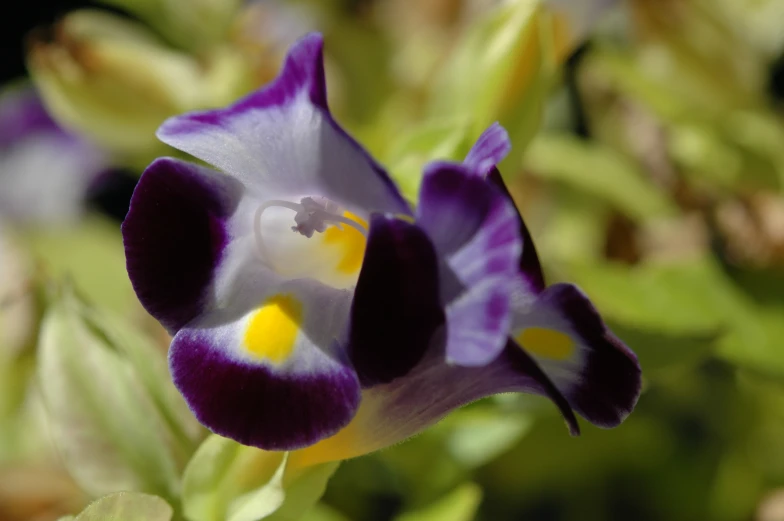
(253, 197), (369, 289)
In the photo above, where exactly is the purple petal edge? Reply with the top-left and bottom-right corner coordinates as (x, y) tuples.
(170, 331), (361, 450)
(417, 161), (496, 258)
(501, 341), (582, 435)
(159, 33), (326, 138)
(486, 168), (546, 293)
(542, 283), (641, 427)
(464, 123), (512, 176)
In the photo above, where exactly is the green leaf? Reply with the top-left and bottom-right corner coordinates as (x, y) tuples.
(524, 134), (678, 220)
(718, 307), (784, 379)
(393, 484), (482, 521)
(77, 302), (204, 465)
(387, 117), (473, 200)
(444, 409), (532, 468)
(20, 217), (137, 315)
(608, 323), (717, 375)
(37, 286), (184, 501)
(566, 258), (784, 379)
(183, 435), (339, 521)
(94, 0), (242, 51)
(72, 492), (172, 521)
(564, 259), (731, 336)
(668, 124), (744, 188)
(301, 504), (351, 521)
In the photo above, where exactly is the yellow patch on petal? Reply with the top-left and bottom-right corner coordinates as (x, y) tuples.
(516, 327), (574, 361)
(244, 294), (302, 364)
(289, 405), (384, 470)
(322, 212), (368, 275)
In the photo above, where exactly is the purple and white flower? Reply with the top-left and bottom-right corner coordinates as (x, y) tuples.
(122, 33), (641, 456)
(0, 86), (108, 225)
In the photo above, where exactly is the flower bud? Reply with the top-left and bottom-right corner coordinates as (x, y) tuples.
(27, 10), (248, 163)
(182, 435), (339, 521)
(37, 285), (204, 500)
(95, 0), (243, 51)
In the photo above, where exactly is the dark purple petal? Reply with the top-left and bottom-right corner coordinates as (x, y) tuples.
(416, 161), (495, 258)
(486, 167), (546, 293)
(170, 328), (361, 450)
(348, 215), (444, 387)
(122, 158), (243, 333)
(541, 283), (641, 427)
(512, 283), (641, 428)
(499, 341), (581, 435)
(464, 123), (511, 176)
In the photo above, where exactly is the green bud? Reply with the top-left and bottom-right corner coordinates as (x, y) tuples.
(94, 0), (243, 51)
(26, 10), (249, 163)
(182, 435), (339, 521)
(386, 117), (473, 200)
(37, 285), (203, 502)
(62, 491), (172, 521)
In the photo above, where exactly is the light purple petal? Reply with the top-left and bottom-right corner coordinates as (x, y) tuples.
(464, 122), (511, 176)
(417, 162), (522, 366)
(157, 32), (409, 217)
(486, 168), (546, 294)
(444, 278), (510, 366)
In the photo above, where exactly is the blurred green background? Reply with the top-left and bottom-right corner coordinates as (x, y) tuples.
(2, 1), (784, 520)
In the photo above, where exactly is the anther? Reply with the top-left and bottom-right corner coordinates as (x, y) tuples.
(253, 198), (367, 262)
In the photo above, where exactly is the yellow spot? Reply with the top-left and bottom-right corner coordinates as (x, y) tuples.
(322, 211), (368, 275)
(395, 213), (415, 224)
(244, 294), (302, 363)
(516, 327), (574, 361)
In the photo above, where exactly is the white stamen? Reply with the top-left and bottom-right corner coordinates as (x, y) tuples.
(253, 197), (367, 263)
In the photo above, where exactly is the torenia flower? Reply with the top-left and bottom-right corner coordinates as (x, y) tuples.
(123, 33), (640, 455)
